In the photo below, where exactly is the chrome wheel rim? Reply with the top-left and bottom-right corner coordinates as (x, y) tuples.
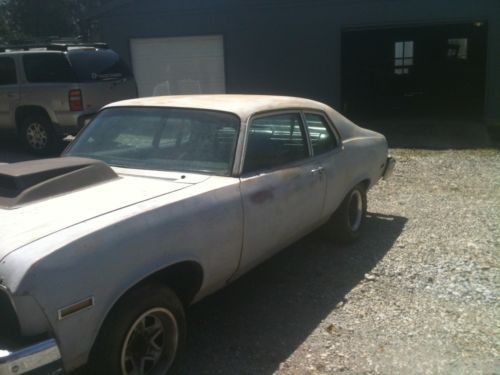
(26, 122), (48, 150)
(348, 189), (363, 232)
(121, 308), (178, 375)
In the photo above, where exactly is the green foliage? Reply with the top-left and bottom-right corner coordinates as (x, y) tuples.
(6, 0), (76, 40)
(0, 0), (104, 43)
(0, 2), (11, 42)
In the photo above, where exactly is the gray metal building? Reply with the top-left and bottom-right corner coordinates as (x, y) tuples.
(90, 0), (500, 133)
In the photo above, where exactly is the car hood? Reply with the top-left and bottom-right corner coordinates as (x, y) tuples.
(0, 169), (207, 261)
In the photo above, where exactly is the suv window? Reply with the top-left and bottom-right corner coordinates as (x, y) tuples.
(0, 57), (17, 85)
(68, 49), (133, 82)
(243, 113), (309, 174)
(23, 53), (76, 83)
(305, 113), (338, 155)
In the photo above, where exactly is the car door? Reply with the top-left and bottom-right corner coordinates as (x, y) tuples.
(236, 111), (326, 275)
(0, 56), (19, 131)
(303, 111), (346, 219)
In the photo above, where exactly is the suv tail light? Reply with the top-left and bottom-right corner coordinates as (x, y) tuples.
(69, 89), (83, 111)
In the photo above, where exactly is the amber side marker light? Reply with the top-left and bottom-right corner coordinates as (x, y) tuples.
(58, 297), (95, 320)
(69, 89), (84, 111)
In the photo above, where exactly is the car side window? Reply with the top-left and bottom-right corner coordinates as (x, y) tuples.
(0, 57), (17, 85)
(23, 53), (76, 83)
(243, 113), (309, 174)
(305, 113), (338, 155)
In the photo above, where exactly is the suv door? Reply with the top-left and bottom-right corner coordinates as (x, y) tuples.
(0, 56), (19, 131)
(236, 112), (326, 274)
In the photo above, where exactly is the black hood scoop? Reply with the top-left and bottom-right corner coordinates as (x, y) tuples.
(0, 157), (118, 209)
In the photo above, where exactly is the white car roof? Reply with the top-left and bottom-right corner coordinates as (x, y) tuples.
(104, 94), (332, 121)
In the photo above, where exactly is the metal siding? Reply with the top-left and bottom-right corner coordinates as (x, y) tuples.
(95, 0), (500, 127)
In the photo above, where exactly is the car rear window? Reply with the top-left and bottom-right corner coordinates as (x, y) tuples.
(68, 49), (133, 82)
(23, 53), (76, 83)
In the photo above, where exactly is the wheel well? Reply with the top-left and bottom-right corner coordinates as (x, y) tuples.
(15, 106), (51, 129)
(127, 261), (204, 308)
(360, 179), (371, 191)
(88, 262), (203, 369)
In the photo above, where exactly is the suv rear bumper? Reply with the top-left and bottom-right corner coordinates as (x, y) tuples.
(53, 109), (98, 135)
(0, 339), (63, 375)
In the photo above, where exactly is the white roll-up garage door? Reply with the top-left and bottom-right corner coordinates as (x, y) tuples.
(130, 35), (226, 97)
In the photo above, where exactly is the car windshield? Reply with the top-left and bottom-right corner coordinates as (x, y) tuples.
(67, 49), (133, 82)
(65, 107), (240, 176)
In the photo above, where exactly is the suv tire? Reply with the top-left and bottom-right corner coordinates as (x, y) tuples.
(20, 113), (57, 155)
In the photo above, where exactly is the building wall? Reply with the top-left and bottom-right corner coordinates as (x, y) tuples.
(95, 0), (500, 127)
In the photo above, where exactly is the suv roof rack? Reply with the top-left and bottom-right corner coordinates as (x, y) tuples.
(0, 42), (109, 53)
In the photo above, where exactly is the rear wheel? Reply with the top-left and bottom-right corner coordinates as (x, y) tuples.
(325, 184), (367, 243)
(19, 114), (57, 155)
(89, 284), (186, 375)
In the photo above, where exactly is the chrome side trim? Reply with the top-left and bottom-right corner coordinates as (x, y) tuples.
(0, 339), (61, 375)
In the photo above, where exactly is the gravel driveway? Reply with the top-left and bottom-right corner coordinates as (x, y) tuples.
(181, 149), (499, 375)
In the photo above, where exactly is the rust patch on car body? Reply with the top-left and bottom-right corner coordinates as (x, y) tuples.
(250, 188), (275, 204)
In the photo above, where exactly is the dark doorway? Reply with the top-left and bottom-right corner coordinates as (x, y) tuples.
(341, 23), (487, 121)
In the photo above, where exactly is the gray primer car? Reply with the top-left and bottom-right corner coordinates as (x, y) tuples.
(0, 95), (394, 375)
(0, 44), (137, 155)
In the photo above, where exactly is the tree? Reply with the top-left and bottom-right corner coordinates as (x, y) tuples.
(0, 1), (12, 42)
(4, 0), (76, 40)
(0, 0), (110, 43)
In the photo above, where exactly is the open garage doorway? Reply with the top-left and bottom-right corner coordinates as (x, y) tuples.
(341, 22), (488, 122)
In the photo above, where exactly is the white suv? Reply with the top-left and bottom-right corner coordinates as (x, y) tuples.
(0, 43), (138, 154)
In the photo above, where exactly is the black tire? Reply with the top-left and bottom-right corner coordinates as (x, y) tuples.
(89, 284), (186, 375)
(325, 184), (367, 244)
(19, 113), (57, 155)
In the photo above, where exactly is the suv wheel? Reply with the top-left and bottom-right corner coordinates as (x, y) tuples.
(20, 114), (56, 155)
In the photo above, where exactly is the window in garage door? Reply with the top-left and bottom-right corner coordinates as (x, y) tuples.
(131, 35), (226, 97)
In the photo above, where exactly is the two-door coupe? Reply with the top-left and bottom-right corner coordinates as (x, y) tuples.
(0, 95), (394, 375)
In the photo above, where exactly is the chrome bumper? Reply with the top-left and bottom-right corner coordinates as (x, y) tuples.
(0, 339), (62, 375)
(383, 156), (396, 180)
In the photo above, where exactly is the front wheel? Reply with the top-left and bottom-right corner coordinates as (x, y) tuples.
(89, 284), (186, 375)
(325, 184), (367, 243)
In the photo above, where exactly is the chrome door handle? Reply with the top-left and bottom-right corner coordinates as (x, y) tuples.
(311, 166), (324, 174)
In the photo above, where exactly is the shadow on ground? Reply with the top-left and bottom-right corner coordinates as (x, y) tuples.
(0, 138), (36, 163)
(0, 138), (65, 163)
(180, 212), (407, 375)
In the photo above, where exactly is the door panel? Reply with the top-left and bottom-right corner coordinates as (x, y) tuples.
(304, 112), (345, 219)
(238, 163), (325, 273)
(236, 112), (326, 275)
